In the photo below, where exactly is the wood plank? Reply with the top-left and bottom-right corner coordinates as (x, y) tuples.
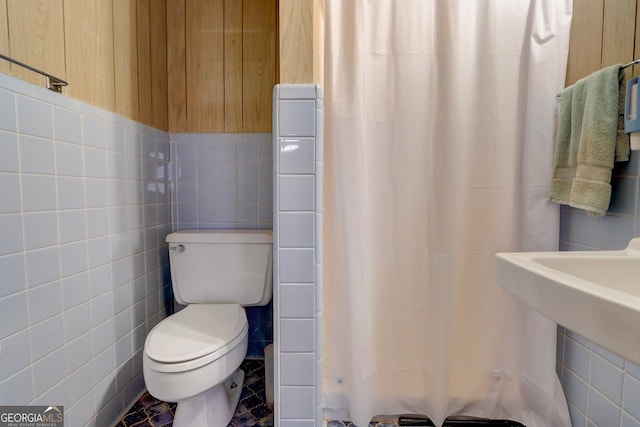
(167, 0), (187, 132)
(602, 0), (635, 67)
(137, 0), (152, 126)
(244, 0), (276, 132)
(566, 0), (604, 85)
(186, 0), (225, 132)
(150, 0), (168, 131)
(634, 0), (640, 77)
(63, 0), (115, 110)
(0, 0), (9, 74)
(313, 0), (324, 85)
(113, 0), (139, 120)
(279, 0), (313, 84)
(224, 0), (243, 132)
(7, 0), (65, 86)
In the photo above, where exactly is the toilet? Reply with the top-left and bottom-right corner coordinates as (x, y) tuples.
(142, 230), (272, 426)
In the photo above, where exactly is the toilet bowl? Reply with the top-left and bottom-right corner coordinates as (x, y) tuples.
(142, 230), (273, 427)
(143, 304), (248, 426)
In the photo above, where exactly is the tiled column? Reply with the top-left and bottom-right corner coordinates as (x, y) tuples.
(273, 84), (323, 426)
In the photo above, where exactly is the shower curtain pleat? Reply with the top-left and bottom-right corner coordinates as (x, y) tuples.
(323, 1), (573, 426)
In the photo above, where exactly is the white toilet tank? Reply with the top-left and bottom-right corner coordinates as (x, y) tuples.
(166, 230), (273, 306)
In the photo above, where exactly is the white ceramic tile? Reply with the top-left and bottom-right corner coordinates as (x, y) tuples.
(0, 131), (19, 172)
(590, 353), (624, 405)
(116, 358), (133, 391)
(562, 368), (588, 413)
(21, 174), (57, 212)
(88, 237), (110, 268)
(0, 173), (21, 214)
(54, 107), (82, 144)
(238, 162), (258, 182)
(67, 360), (93, 405)
(63, 302), (91, 342)
(279, 100), (315, 137)
(83, 116), (106, 149)
(84, 178), (108, 208)
(622, 413), (640, 427)
(17, 96), (53, 138)
(279, 249), (315, 283)
(598, 215), (636, 250)
(280, 421), (315, 427)
(627, 360), (640, 381)
(114, 308), (132, 340)
(106, 123), (126, 153)
(280, 386), (315, 419)
(587, 387), (621, 426)
(280, 353), (315, 386)
(564, 335), (591, 381)
(278, 85), (318, 100)
(30, 314), (64, 361)
(315, 213), (323, 263)
(0, 253), (25, 298)
(0, 367), (33, 404)
(215, 138), (238, 162)
(280, 319), (314, 352)
(60, 241), (88, 277)
(280, 284), (315, 319)
(115, 333), (133, 367)
(0, 330), (30, 382)
(25, 247), (60, 288)
(93, 345), (115, 385)
(238, 140), (258, 162)
(91, 292), (113, 327)
(0, 214), (23, 256)
(91, 319), (114, 356)
(65, 332), (92, 373)
(28, 280), (62, 325)
(279, 212), (314, 248)
(20, 135), (55, 175)
(0, 90), (16, 131)
(279, 176), (314, 211)
(279, 138), (315, 174)
(625, 374), (640, 420)
(237, 203), (258, 223)
(84, 147), (107, 178)
(59, 210), (87, 244)
(32, 347), (65, 397)
(55, 141), (84, 176)
(107, 151), (126, 180)
(57, 176), (85, 210)
(61, 272), (90, 310)
(23, 211), (58, 250)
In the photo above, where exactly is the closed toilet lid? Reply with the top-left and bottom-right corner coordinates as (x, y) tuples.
(145, 304), (247, 364)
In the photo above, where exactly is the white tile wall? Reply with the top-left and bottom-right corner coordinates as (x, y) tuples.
(273, 84), (324, 426)
(558, 154), (640, 426)
(0, 73), (172, 426)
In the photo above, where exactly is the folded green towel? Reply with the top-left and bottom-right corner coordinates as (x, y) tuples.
(549, 64), (629, 216)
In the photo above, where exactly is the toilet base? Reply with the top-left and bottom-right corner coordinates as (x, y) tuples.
(173, 369), (245, 427)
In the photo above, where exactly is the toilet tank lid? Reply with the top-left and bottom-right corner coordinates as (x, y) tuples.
(166, 230), (272, 244)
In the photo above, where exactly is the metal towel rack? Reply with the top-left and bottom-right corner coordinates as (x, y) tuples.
(0, 53), (68, 93)
(622, 58), (640, 69)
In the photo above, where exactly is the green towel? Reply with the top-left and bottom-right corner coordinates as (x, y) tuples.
(549, 64), (629, 216)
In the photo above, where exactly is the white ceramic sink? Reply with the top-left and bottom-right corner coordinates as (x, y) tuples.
(495, 238), (640, 365)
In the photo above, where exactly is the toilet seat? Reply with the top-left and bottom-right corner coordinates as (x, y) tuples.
(144, 303), (248, 373)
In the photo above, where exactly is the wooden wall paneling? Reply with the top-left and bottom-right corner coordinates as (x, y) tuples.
(224, 0), (243, 132)
(186, 0), (225, 132)
(0, 0), (9, 74)
(243, 0), (276, 132)
(167, 1), (187, 132)
(113, 0), (139, 121)
(7, 0), (65, 86)
(313, 0), (324, 85)
(602, 0), (636, 67)
(150, 0), (168, 131)
(63, 0), (115, 111)
(137, 0), (153, 126)
(279, 0), (313, 84)
(566, 0), (604, 85)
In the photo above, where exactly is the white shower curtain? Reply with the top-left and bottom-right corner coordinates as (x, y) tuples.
(323, 1), (573, 426)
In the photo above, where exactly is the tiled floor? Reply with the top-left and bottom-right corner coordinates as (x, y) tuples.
(116, 359), (273, 427)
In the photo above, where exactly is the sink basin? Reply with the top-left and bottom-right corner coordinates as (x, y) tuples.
(495, 238), (640, 365)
